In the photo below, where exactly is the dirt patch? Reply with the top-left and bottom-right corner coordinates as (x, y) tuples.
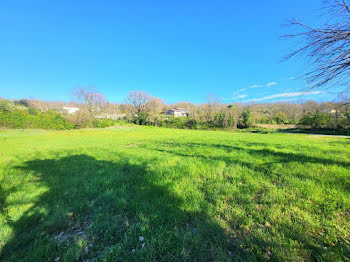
(255, 124), (297, 130)
(53, 217), (92, 244)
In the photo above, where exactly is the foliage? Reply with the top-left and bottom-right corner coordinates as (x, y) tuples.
(14, 99), (30, 107)
(64, 109), (91, 129)
(299, 112), (315, 127)
(134, 113), (148, 125)
(240, 108), (252, 128)
(0, 127), (349, 261)
(0, 100), (13, 113)
(0, 108), (73, 130)
(299, 112), (331, 129)
(273, 111), (289, 124)
(1, 97), (350, 132)
(92, 118), (115, 128)
(314, 112), (331, 128)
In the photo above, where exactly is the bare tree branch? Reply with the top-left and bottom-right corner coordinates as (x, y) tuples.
(283, 0), (350, 93)
(73, 86), (107, 121)
(126, 90), (152, 114)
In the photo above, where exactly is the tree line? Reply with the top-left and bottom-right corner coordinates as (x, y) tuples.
(1, 88), (349, 131)
(122, 91), (350, 130)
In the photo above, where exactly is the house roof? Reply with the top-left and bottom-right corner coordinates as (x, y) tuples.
(169, 108), (188, 112)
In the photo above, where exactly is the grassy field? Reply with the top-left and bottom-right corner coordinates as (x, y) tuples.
(0, 126), (349, 261)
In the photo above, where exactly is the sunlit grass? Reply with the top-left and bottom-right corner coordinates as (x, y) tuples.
(0, 126), (349, 261)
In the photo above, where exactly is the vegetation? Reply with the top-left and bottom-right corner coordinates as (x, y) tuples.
(1, 91), (350, 134)
(0, 126), (349, 261)
(128, 99), (350, 133)
(73, 86), (108, 126)
(0, 99), (115, 130)
(2, 2), (350, 260)
(0, 100), (73, 130)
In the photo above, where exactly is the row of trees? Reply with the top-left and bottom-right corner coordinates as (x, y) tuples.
(2, 87), (349, 130)
(69, 88), (350, 130)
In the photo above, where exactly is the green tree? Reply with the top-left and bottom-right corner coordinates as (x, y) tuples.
(314, 112), (330, 128)
(273, 111), (289, 124)
(241, 108), (252, 128)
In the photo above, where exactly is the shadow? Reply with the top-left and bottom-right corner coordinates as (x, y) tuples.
(1, 149), (349, 261)
(0, 183), (6, 216)
(0, 154), (245, 261)
(141, 141), (350, 193)
(136, 141), (350, 260)
(277, 128), (350, 137)
(328, 139), (350, 147)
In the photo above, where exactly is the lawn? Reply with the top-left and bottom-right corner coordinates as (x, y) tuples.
(0, 126), (349, 261)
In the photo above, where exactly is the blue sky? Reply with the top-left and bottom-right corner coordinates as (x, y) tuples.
(0, 0), (337, 104)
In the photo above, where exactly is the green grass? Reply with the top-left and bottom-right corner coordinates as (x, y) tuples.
(0, 126), (349, 261)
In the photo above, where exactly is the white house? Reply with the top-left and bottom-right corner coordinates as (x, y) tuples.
(166, 108), (189, 117)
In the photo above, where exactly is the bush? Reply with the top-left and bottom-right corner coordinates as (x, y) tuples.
(0, 101), (13, 113)
(64, 109), (90, 129)
(115, 119), (130, 125)
(14, 99), (30, 107)
(92, 118), (115, 128)
(0, 108), (73, 130)
(133, 113), (148, 125)
(299, 112), (331, 129)
(161, 116), (198, 129)
(314, 112), (330, 128)
(28, 107), (40, 115)
(273, 111), (289, 124)
(240, 108), (252, 128)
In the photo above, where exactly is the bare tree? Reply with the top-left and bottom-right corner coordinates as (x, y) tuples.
(284, 0), (350, 93)
(147, 97), (165, 114)
(126, 91), (153, 114)
(73, 86), (107, 121)
(204, 94), (221, 124)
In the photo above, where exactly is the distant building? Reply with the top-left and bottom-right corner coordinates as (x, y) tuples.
(95, 113), (126, 120)
(320, 108), (337, 114)
(166, 108), (189, 117)
(63, 106), (80, 114)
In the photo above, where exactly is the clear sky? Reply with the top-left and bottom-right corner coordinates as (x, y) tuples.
(0, 0), (338, 104)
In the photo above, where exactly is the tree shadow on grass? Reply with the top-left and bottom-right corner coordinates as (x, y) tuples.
(170, 141), (350, 168)
(142, 141), (350, 193)
(0, 183), (7, 220)
(138, 141), (350, 260)
(1, 149), (349, 261)
(0, 154), (253, 261)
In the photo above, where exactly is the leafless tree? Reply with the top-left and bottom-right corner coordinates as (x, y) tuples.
(148, 97), (166, 114)
(126, 91), (153, 114)
(73, 86), (107, 121)
(284, 0), (350, 94)
(204, 94), (221, 124)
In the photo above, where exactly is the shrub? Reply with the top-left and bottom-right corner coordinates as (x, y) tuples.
(0, 101), (13, 113)
(0, 108), (73, 130)
(240, 108), (252, 128)
(14, 99), (30, 107)
(64, 109), (90, 129)
(92, 118), (115, 128)
(314, 112), (330, 128)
